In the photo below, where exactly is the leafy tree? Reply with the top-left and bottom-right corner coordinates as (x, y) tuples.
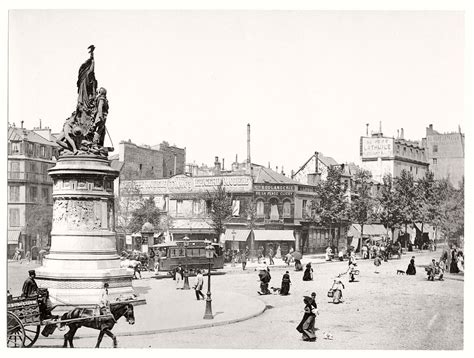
(309, 166), (349, 250)
(26, 198), (52, 250)
(206, 181), (232, 242)
(117, 180), (143, 234)
(349, 169), (376, 251)
(377, 174), (403, 242)
(127, 196), (162, 234)
(394, 169), (417, 247)
(414, 171), (436, 246)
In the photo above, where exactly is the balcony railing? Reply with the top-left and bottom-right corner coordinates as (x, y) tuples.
(8, 172), (52, 183)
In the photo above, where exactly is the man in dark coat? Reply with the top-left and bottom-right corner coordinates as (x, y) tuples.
(406, 256), (416, 275)
(22, 270), (38, 297)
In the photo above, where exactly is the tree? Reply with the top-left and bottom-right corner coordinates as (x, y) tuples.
(414, 171), (436, 247)
(26, 199), (52, 250)
(349, 169), (376, 251)
(394, 169), (417, 247)
(309, 166), (349, 250)
(206, 181), (232, 242)
(127, 196), (162, 234)
(116, 180), (143, 234)
(377, 174), (403, 242)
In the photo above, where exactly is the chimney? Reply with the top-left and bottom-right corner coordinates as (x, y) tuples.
(276, 165), (279, 173)
(400, 128), (404, 139)
(379, 121), (382, 135)
(397, 129), (399, 138)
(268, 162), (270, 169)
(281, 166), (285, 175)
(366, 123), (369, 136)
(222, 158), (225, 170)
(314, 152), (319, 173)
(247, 124), (251, 166)
(173, 154), (177, 175)
(291, 169), (294, 178)
(21, 120), (24, 128)
(214, 156), (221, 173)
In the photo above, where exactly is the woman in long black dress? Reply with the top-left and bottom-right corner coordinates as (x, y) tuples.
(296, 296), (316, 341)
(303, 263), (313, 281)
(450, 247), (459, 273)
(406, 256), (416, 275)
(280, 271), (291, 295)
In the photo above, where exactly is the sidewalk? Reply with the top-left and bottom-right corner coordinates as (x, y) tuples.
(42, 273), (267, 340)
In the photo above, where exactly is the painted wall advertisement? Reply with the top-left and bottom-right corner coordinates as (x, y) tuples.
(361, 137), (394, 158)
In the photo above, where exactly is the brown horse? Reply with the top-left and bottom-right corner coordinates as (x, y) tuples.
(54, 302), (135, 348)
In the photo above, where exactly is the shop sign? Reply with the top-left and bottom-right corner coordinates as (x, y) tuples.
(361, 137), (394, 158)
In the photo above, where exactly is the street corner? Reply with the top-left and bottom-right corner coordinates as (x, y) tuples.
(111, 278), (267, 336)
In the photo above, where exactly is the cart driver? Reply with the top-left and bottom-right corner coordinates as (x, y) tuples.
(22, 270), (38, 297)
(99, 282), (111, 315)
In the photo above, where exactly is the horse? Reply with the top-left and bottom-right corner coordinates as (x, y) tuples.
(53, 301), (135, 348)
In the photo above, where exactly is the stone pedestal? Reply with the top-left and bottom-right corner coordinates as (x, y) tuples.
(35, 155), (134, 305)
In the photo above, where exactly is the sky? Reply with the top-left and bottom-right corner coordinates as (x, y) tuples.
(8, 10), (465, 173)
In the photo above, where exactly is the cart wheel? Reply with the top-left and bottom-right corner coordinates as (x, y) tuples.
(7, 312), (25, 348)
(23, 324), (40, 347)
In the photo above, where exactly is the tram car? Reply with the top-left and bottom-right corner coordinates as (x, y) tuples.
(152, 240), (224, 275)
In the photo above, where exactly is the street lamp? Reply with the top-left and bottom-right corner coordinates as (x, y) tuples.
(203, 243), (215, 320)
(183, 235), (190, 290)
(231, 229), (237, 267)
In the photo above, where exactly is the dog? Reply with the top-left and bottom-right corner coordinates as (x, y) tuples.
(270, 287), (281, 294)
(396, 269), (405, 275)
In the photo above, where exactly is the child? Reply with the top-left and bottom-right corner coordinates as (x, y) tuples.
(374, 255), (382, 274)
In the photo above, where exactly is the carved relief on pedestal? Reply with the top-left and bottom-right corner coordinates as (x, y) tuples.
(53, 198), (108, 231)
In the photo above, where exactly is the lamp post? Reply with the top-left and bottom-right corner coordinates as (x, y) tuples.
(183, 235), (190, 290)
(231, 229), (237, 267)
(203, 244), (215, 319)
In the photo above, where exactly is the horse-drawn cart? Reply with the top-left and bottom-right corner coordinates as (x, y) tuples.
(7, 289), (144, 348)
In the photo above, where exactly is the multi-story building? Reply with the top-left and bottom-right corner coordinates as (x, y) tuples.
(113, 140), (186, 181)
(7, 123), (58, 257)
(422, 124), (465, 188)
(360, 127), (429, 183)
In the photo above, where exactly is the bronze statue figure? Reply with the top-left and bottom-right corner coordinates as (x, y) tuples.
(57, 46), (112, 158)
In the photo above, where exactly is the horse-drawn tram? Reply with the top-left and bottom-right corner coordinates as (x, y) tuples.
(7, 288), (144, 348)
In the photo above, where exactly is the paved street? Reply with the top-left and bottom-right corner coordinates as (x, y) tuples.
(8, 250), (463, 349)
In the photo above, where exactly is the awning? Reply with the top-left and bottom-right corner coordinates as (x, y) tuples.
(8, 230), (21, 245)
(347, 224), (387, 239)
(170, 219), (214, 234)
(253, 230), (295, 242)
(223, 229), (250, 242)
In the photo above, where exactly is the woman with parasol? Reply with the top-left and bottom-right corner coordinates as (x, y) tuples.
(303, 262), (313, 281)
(296, 295), (317, 341)
(292, 251), (303, 271)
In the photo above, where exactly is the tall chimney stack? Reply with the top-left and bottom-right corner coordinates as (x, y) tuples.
(366, 123), (369, 136)
(314, 152), (319, 173)
(21, 120), (24, 128)
(401, 128), (404, 139)
(247, 124), (251, 166)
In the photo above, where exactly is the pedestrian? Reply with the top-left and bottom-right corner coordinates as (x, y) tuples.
(175, 264), (184, 289)
(406, 256), (416, 275)
(303, 263), (313, 281)
(268, 247), (274, 265)
(325, 246), (332, 261)
(25, 250), (31, 265)
(133, 260), (142, 279)
(310, 292), (318, 311)
(438, 259), (446, 281)
(296, 296), (317, 341)
(280, 271), (291, 295)
(450, 246), (459, 273)
(241, 250), (247, 270)
(294, 259), (303, 271)
(194, 269), (205, 300)
(457, 251), (464, 273)
(22, 269), (38, 297)
(374, 255), (382, 274)
(99, 282), (110, 315)
(285, 252), (292, 265)
(258, 266), (271, 295)
(338, 249), (344, 261)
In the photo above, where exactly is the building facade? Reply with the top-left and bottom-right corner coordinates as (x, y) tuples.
(422, 124), (464, 188)
(7, 124), (58, 257)
(360, 130), (429, 183)
(116, 140), (186, 181)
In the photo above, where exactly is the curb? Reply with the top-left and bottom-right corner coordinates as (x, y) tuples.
(42, 297), (267, 341)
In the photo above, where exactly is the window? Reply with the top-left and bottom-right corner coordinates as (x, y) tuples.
(40, 146), (45, 157)
(11, 161), (20, 172)
(9, 186), (20, 202)
(30, 186), (38, 202)
(139, 164), (143, 171)
(433, 145), (438, 153)
(176, 200), (183, 216)
(302, 200), (308, 217)
(11, 142), (20, 154)
(269, 199), (279, 220)
(9, 208), (20, 227)
(433, 158), (438, 165)
(42, 188), (49, 201)
(283, 200), (291, 217)
(256, 200), (265, 217)
(232, 200), (240, 217)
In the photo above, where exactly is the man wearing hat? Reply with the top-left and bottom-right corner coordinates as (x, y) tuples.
(22, 270), (38, 297)
(99, 282), (111, 315)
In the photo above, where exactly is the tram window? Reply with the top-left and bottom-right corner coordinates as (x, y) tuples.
(188, 248), (201, 257)
(170, 248), (185, 258)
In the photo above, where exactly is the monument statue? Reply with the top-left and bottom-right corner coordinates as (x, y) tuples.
(36, 46), (136, 306)
(56, 45), (111, 158)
